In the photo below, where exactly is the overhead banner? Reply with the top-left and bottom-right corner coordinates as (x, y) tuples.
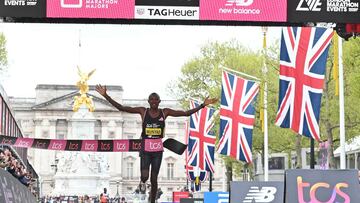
(285, 169), (360, 203)
(0, 169), (36, 203)
(230, 181), (284, 203)
(46, 0), (135, 19)
(288, 0), (360, 23)
(199, 0), (287, 22)
(134, 0), (199, 20)
(0, 0), (46, 17)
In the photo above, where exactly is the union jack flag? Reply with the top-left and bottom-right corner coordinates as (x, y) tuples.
(217, 71), (259, 163)
(185, 121), (208, 191)
(275, 27), (333, 141)
(187, 100), (216, 173)
(186, 165), (208, 182)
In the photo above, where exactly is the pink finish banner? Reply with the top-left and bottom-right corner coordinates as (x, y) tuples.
(81, 140), (98, 151)
(113, 140), (130, 152)
(200, 0), (286, 22)
(0, 135), (186, 154)
(48, 139), (67, 150)
(47, 0), (134, 19)
(144, 138), (163, 152)
(14, 138), (34, 148)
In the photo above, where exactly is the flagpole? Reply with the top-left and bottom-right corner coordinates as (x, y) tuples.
(338, 35), (346, 169)
(261, 27), (269, 181)
(310, 139), (315, 169)
(209, 172), (213, 191)
(221, 66), (261, 82)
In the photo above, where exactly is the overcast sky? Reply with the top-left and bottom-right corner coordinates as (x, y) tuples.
(0, 23), (280, 100)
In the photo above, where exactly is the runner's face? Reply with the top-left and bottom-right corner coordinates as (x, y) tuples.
(148, 95), (160, 109)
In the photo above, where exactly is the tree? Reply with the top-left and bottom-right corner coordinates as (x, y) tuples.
(0, 32), (8, 76)
(321, 37), (360, 168)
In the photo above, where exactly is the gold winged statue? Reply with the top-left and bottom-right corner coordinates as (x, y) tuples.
(73, 66), (96, 112)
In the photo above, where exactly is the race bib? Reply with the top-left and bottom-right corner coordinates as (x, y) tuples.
(144, 139), (163, 152)
(145, 128), (162, 137)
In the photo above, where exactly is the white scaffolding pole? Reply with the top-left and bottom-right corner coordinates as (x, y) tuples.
(262, 26), (269, 181)
(338, 37), (346, 169)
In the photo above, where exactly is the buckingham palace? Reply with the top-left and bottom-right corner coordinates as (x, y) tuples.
(8, 84), (226, 201)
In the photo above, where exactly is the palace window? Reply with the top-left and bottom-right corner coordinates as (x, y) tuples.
(167, 163), (174, 180)
(127, 162), (134, 178)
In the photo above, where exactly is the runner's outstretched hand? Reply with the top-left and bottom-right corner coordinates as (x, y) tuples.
(202, 97), (218, 106)
(96, 84), (108, 97)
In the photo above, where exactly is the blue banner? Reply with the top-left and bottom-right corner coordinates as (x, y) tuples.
(204, 192), (229, 203)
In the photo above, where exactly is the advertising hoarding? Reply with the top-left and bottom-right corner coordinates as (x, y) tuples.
(0, 0), (46, 17)
(199, 0), (287, 22)
(46, 0), (134, 19)
(288, 0), (360, 23)
(135, 0), (199, 20)
(285, 169), (360, 203)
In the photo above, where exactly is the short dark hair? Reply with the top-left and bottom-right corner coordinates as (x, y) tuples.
(148, 92), (160, 100)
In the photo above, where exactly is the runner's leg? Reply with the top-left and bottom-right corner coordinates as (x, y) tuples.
(140, 153), (151, 193)
(149, 153), (162, 203)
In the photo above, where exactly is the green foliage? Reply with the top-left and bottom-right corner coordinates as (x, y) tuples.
(0, 33), (8, 73)
(318, 37), (360, 168)
(321, 37), (360, 144)
(343, 37), (360, 138)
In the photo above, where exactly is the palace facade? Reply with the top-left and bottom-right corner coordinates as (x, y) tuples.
(9, 84), (226, 201)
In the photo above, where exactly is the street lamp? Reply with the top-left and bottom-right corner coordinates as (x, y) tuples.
(115, 181), (120, 199)
(261, 26), (269, 182)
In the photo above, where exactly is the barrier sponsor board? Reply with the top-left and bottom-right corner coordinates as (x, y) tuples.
(199, 0), (287, 22)
(180, 198), (204, 203)
(0, 0), (46, 17)
(288, 0), (360, 23)
(204, 192), (229, 203)
(173, 191), (189, 203)
(0, 169), (36, 203)
(46, 0), (134, 19)
(285, 169), (360, 203)
(135, 0), (199, 20)
(230, 181), (284, 203)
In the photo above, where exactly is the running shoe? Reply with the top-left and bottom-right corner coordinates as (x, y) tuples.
(139, 182), (146, 194)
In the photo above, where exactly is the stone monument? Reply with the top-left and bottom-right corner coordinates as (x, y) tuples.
(52, 106), (110, 196)
(52, 67), (110, 196)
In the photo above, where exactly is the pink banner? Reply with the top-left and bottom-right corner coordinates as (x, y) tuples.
(113, 140), (130, 152)
(200, 0), (286, 22)
(0, 135), (185, 153)
(47, 0), (134, 19)
(144, 138), (163, 152)
(14, 138), (34, 148)
(49, 139), (67, 151)
(81, 140), (98, 151)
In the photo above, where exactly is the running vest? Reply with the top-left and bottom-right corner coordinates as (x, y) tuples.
(141, 109), (165, 138)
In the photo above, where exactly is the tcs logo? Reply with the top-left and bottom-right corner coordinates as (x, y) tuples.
(297, 176), (350, 203)
(149, 142), (162, 150)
